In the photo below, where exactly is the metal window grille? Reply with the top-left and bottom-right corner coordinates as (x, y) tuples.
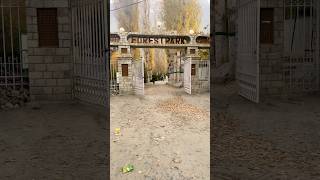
(0, 1), (28, 90)
(283, 0), (320, 92)
(198, 61), (209, 80)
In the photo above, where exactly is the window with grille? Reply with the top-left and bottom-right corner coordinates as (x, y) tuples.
(191, 64), (196, 75)
(260, 8), (274, 44)
(122, 64), (128, 76)
(37, 8), (59, 47)
(198, 62), (209, 80)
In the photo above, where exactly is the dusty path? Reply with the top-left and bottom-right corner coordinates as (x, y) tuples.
(213, 81), (320, 179)
(110, 85), (210, 179)
(0, 103), (108, 180)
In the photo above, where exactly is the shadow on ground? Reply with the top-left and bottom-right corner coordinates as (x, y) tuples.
(213, 81), (320, 179)
(0, 102), (108, 179)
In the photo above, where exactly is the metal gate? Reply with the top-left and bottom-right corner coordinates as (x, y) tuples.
(132, 59), (144, 95)
(198, 60), (210, 91)
(236, 0), (260, 103)
(283, 0), (320, 92)
(0, 1), (28, 90)
(184, 57), (191, 94)
(71, 0), (109, 106)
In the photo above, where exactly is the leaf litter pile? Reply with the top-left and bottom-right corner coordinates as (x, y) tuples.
(157, 96), (208, 121)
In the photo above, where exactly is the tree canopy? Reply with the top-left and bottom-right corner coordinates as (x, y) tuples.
(162, 0), (201, 34)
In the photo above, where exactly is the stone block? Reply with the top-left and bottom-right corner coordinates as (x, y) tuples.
(58, 32), (71, 40)
(34, 79), (46, 86)
(44, 56), (54, 63)
(62, 25), (71, 32)
(47, 63), (70, 71)
(53, 87), (66, 94)
(57, 79), (71, 86)
(58, 17), (70, 24)
(53, 71), (65, 78)
(34, 48), (56, 56)
(30, 87), (43, 95)
(63, 56), (71, 63)
(46, 79), (57, 86)
(43, 87), (53, 94)
(56, 48), (70, 55)
(27, 24), (38, 33)
(61, 40), (71, 48)
(27, 32), (34, 40)
(28, 40), (39, 48)
(44, 0), (69, 8)
(26, 8), (36, 16)
(34, 64), (46, 71)
(29, 72), (43, 79)
(54, 56), (64, 63)
(43, 72), (53, 79)
(58, 8), (69, 17)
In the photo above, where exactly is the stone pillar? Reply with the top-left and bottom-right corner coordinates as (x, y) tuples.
(186, 47), (209, 94)
(26, 0), (72, 101)
(117, 58), (133, 95)
(117, 45), (133, 95)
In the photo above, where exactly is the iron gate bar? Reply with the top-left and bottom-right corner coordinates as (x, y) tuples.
(71, 0), (109, 106)
(1, 5), (6, 87)
(184, 57), (191, 94)
(284, 0), (319, 92)
(10, 4), (14, 88)
(0, 2), (26, 89)
(236, 0), (260, 103)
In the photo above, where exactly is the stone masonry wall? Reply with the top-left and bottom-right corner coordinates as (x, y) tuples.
(118, 58), (133, 95)
(26, 0), (72, 101)
(259, 0), (285, 97)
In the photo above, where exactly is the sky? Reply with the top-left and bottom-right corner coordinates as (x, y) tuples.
(110, 0), (210, 33)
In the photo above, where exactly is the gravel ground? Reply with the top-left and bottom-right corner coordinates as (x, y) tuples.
(213, 81), (320, 179)
(110, 84), (210, 180)
(0, 102), (108, 180)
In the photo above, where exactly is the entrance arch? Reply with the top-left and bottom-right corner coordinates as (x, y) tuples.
(110, 32), (210, 95)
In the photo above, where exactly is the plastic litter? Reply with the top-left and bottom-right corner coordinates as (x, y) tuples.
(121, 164), (134, 173)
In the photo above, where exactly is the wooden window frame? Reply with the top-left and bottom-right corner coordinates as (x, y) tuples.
(121, 48), (128, 54)
(122, 64), (128, 76)
(191, 64), (196, 76)
(37, 8), (59, 48)
(260, 8), (274, 44)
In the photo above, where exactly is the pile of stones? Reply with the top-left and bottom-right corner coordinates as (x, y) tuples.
(0, 87), (30, 110)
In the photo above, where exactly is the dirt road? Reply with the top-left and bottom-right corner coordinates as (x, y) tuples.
(0, 102), (108, 180)
(213, 81), (320, 179)
(110, 85), (210, 179)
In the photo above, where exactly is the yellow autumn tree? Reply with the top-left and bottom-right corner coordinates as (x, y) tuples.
(161, 0), (202, 77)
(110, 51), (120, 78)
(162, 0), (201, 34)
(114, 0), (140, 59)
(181, 0), (201, 33)
(149, 48), (155, 71)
